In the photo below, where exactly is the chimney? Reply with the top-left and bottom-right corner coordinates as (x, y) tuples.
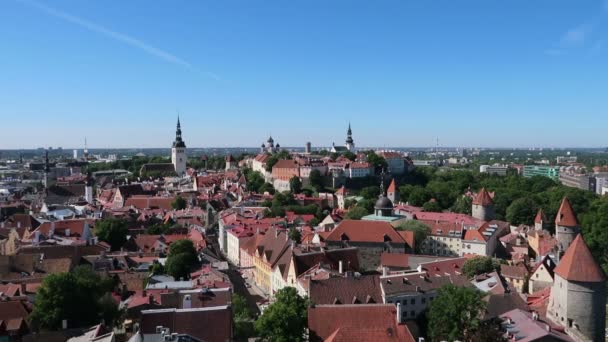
(142, 290), (147, 297)
(339, 260), (343, 274)
(382, 267), (388, 277)
(65, 229), (70, 237)
(396, 302), (402, 323)
(149, 295), (154, 305)
(183, 294), (192, 309)
(17, 222), (21, 228)
(20, 283), (26, 295)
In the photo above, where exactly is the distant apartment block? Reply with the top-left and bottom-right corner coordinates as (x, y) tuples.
(480, 164), (509, 176)
(523, 165), (560, 180)
(559, 172), (595, 191)
(556, 156), (577, 163)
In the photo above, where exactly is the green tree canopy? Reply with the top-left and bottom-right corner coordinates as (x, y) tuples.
(462, 256), (501, 278)
(422, 200), (442, 212)
(309, 169), (324, 192)
(255, 287), (308, 342)
(243, 168), (265, 193)
(407, 186), (431, 206)
(30, 266), (118, 330)
(288, 227), (302, 244)
(506, 197), (539, 225)
(343, 151), (356, 161)
(259, 182), (276, 195)
(365, 151), (388, 173)
(289, 176), (303, 194)
(581, 197), (608, 273)
(94, 218), (128, 251)
(396, 220), (429, 253)
(360, 186), (380, 200)
(165, 239), (199, 280)
(171, 196), (187, 210)
(345, 206), (369, 220)
(451, 196), (472, 215)
(426, 284), (486, 342)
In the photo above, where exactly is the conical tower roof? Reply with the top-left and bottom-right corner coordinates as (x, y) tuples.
(472, 188), (493, 206)
(554, 235), (605, 282)
(534, 208), (546, 224)
(555, 197), (578, 227)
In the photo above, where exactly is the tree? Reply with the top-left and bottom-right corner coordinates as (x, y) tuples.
(259, 182), (276, 195)
(289, 176), (303, 194)
(366, 151), (388, 173)
(422, 200), (442, 212)
(233, 294), (255, 340)
(343, 151), (356, 161)
(94, 218), (128, 251)
(244, 169), (265, 193)
(171, 196), (187, 210)
(255, 287), (308, 342)
(396, 220), (429, 253)
(407, 186), (431, 206)
(30, 266), (118, 330)
(288, 227), (302, 244)
(345, 206), (369, 220)
(581, 197), (608, 273)
(427, 284), (486, 342)
(452, 196), (472, 215)
(309, 169), (324, 191)
(360, 186), (380, 200)
(506, 197), (538, 225)
(165, 239), (199, 280)
(265, 155), (279, 172)
(462, 256), (501, 278)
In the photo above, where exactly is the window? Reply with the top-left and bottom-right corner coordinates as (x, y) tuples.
(422, 298), (426, 304)
(410, 298), (415, 305)
(410, 311), (415, 317)
(536, 273), (539, 279)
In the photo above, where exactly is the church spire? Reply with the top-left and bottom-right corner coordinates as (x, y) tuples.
(173, 116), (186, 148)
(345, 122), (354, 145)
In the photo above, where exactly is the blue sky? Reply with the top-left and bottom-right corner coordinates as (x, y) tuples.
(1, 0), (607, 149)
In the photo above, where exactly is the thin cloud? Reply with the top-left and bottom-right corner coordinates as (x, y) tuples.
(561, 24), (592, 45)
(17, 0), (219, 80)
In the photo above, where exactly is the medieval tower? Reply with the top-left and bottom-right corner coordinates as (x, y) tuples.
(534, 208), (548, 231)
(171, 117), (187, 176)
(471, 188), (494, 221)
(555, 197), (580, 254)
(547, 235), (606, 342)
(345, 123), (355, 152)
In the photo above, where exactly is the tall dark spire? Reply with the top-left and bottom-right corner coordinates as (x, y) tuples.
(346, 123), (354, 144)
(173, 116), (186, 148)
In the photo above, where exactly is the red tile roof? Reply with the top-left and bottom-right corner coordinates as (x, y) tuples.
(472, 188), (494, 206)
(534, 209), (546, 224)
(555, 197), (578, 227)
(554, 235), (605, 282)
(500, 264), (527, 280)
(308, 304), (414, 342)
(380, 253), (409, 269)
(140, 306), (232, 342)
(0, 301), (29, 332)
(418, 257), (467, 277)
(326, 220), (408, 245)
(309, 275), (382, 305)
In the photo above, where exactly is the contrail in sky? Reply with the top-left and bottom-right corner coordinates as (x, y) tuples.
(17, 0), (220, 80)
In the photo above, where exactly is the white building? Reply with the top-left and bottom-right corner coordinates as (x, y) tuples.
(171, 117), (187, 176)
